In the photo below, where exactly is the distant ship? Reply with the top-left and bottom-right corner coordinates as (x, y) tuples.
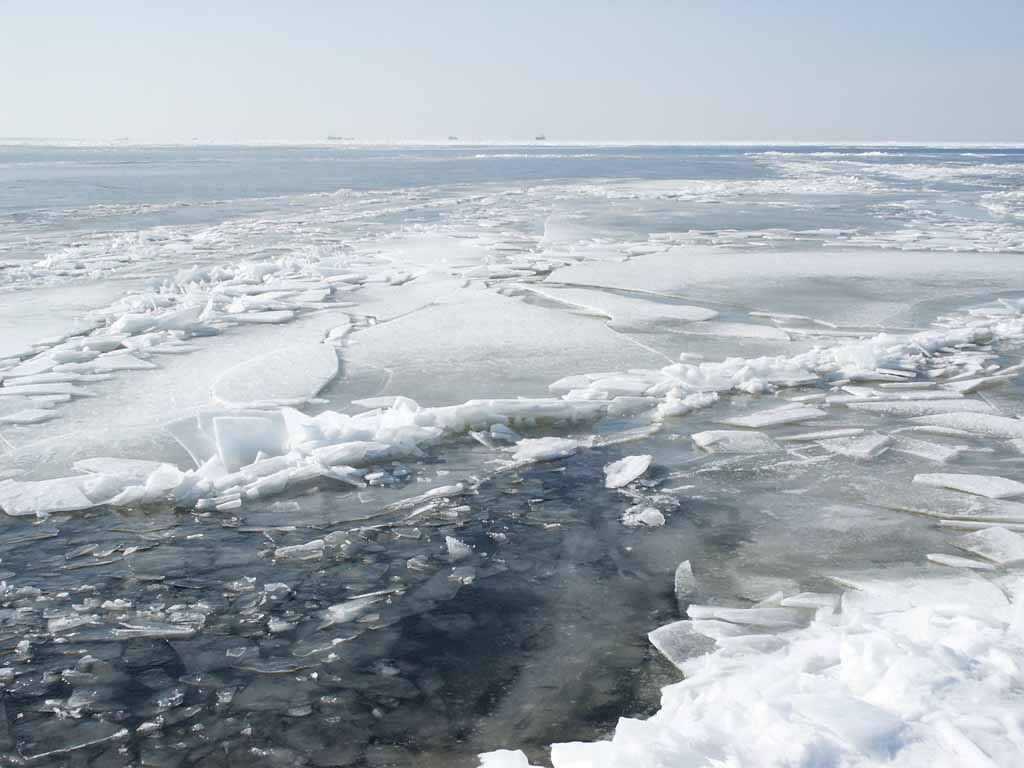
(325, 136), (355, 141)
(448, 136), (459, 141)
(534, 134), (547, 141)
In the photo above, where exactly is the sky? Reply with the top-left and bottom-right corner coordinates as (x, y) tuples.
(2, 0), (1023, 143)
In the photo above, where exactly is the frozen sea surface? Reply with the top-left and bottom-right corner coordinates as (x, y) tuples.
(2, 144), (1024, 766)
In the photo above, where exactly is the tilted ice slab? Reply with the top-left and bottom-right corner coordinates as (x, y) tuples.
(692, 430), (781, 454)
(914, 473), (1024, 499)
(481, 571), (1024, 768)
(211, 342), (339, 408)
(819, 432), (891, 460)
(603, 455), (653, 489)
(954, 526), (1024, 565)
(719, 404), (827, 429)
(909, 412), (1024, 439)
(523, 284), (718, 332)
(512, 437), (579, 464)
(845, 399), (995, 417)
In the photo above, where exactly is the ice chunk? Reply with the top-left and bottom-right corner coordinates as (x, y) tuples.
(719, 405), (827, 428)
(213, 416), (289, 472)
(423, 483), (467, 499)
(0, 477), (93, 517)
(914, 473), (1024, 499)
(686, 604), (810, 628)
(604, 454), (653, 489)
(944, 374), (1015, 394)
(926, 553), (995, 571)
(910, 413), (1024, 439)
(846, 399), (994, 417)
(512, 437), (579, 463)
(647, 620), (716, 670)
(212, 342), (339, 408)
(621, 506), (665, 527)
(446, 536), (473, 562)
(324, 595), (381, 625)
(228, 309), (295, 324)
(890, 437), (962, 463)
(0, 409), (57, 424)
(954, 527), (1024, 565)
(654, 391), (718, 420)
(819, 432), (890, 460)
(780, 592), (841, 610)
(674, 560), (698, 608)
(691, 430), (781, 454)
(274, 539), (325, 561)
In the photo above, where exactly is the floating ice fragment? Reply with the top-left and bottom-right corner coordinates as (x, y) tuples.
(445, 536), (473, 562)
(819, 432), (890, 460)
(846, 399), (994, 417)
(719, 405), (827, 429)
(674, 560), (698, 610)
(604, 455), (653, 489)
(691, 430), (781, 454)
(512, 437), (579, 463)
(914, 473), (1024, 499)
(424, 483), (466, 499)
(890, 437), (962, 463)
(324, 595), (381, 625)
(621, 506), (665, 527)
(910, 413), (1024, 439)
(273, 539), (325, 561)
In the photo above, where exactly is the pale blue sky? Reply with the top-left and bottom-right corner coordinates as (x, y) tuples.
(2, 1), (1022, 142)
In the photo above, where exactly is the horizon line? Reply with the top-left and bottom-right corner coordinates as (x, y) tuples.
(2, 137), (1024, 149)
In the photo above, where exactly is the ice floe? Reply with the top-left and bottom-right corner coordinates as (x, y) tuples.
(914, 473), (1024, 499)
(603, 455), (653, 489)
